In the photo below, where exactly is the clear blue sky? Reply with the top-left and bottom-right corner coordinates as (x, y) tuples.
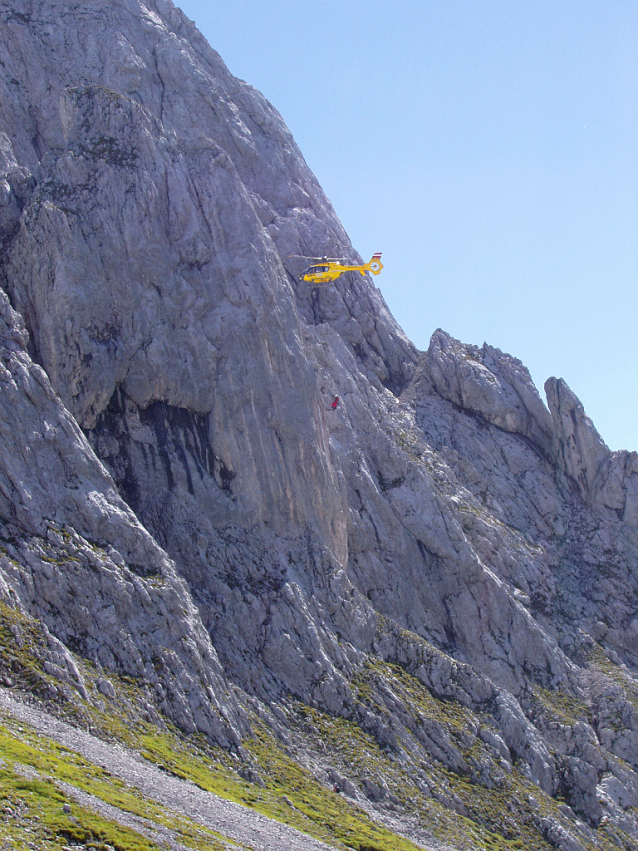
(177, 0), (637, 451)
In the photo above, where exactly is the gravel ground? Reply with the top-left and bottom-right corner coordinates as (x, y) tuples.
(0, 688), (339, 851)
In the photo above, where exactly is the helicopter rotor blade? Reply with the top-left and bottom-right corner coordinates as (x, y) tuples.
(288, 254), (349, 263)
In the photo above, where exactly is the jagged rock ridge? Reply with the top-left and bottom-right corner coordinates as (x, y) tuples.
(2, 1), (638, 849)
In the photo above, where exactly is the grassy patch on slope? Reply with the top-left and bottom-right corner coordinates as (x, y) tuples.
(0, 720), (232, 850)
(0, 760), (160, 851)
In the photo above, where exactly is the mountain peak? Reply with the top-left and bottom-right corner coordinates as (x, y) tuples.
(2, 3), (638, 849)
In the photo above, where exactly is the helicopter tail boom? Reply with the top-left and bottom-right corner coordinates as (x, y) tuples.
(365, 252), (383, 275)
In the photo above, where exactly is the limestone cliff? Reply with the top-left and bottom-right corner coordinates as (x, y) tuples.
(2, 2), (638, 850)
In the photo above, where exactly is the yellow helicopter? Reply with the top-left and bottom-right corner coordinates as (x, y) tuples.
(297, 253), (383, 286)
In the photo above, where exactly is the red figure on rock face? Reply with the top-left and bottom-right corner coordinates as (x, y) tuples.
(331, 396), (339, 410)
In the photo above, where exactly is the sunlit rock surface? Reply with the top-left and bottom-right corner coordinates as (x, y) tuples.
(2, 2), (638, 848)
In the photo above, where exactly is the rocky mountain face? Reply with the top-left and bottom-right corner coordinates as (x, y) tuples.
(2, 1), (638, 849)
